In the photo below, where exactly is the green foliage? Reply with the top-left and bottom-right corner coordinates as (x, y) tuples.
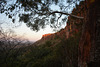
(54, 35), (59, 39)
(0, 31), (81, 67)
(45, 40), (52, 47)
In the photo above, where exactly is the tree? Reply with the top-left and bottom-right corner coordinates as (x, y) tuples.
(0, 0), (84, 31)
(1, 0), (99, 67)
(0, 27), (30, 67)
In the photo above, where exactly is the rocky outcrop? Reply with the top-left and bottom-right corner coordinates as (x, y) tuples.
(35, 1), (84, 46)
(78, 0), (100, 67)
(41, 1), (84, 41)
(42, 34), (53, 39)
(35, 1), (100, 67)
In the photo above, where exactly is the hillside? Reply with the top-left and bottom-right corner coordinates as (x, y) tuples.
(0, 0), (99, 67)
(27, 1), (84, 67)
(34, 1), (84, 46)
(33, 1), (100, 67)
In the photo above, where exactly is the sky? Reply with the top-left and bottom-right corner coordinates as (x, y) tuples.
(0, 4), (65, 42)
(0, 0), (81, 42)
(0, 13), (56, 42)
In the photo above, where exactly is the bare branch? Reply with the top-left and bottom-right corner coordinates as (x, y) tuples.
(50, 11), (84, 19)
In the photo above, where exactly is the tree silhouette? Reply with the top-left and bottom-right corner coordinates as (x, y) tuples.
(0, 0), (84, 31)
(0, 27), (31, 66)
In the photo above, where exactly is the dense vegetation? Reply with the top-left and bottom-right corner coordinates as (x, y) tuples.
(1, 0), (100, 67)
(0, 0), (84, 66)
(0, 31), (81, 67)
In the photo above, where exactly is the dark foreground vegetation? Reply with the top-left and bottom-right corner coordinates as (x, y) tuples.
(1, 0), (99, 67)
(0, 0), (82, 66)
(0, 28), (81, 67)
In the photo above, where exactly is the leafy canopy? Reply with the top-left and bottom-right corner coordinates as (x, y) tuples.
(0, 0), (83, 31)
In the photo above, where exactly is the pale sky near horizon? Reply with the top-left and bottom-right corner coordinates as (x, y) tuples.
(0, 0), (80, 42)
(0, 5), (65, 42)
(0, 13), (56, 42)
(0, 1), (60, 42)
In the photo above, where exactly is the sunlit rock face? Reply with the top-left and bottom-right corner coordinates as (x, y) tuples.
(37, 1), (84, 45)
(41, 1), (84, 41)
(42, 34), (53, 39)
(35, 1), (100, 67)
(41, 33), (55, 41)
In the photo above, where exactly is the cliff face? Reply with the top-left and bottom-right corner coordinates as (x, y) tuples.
(35, 1), (100, 67)
(38, 2), (84, 48)
(41, 1), (84, 41)
(79, 0), (100, 67)
(42, 34), (53, 39)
